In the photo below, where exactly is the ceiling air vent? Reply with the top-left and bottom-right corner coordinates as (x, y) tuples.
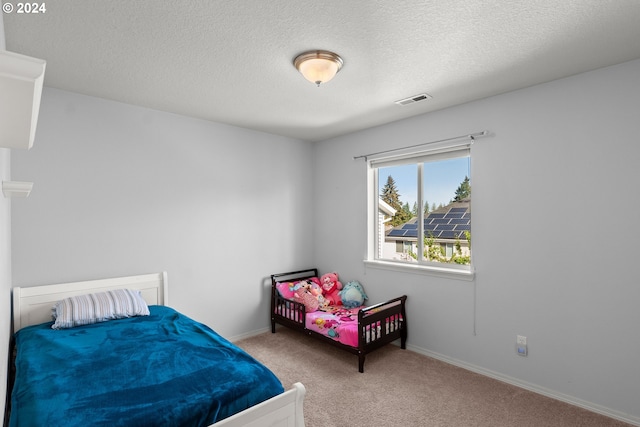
(395, 93), (432, 106)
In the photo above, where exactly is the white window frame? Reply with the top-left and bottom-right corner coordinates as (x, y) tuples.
(365, 139), (475, 281)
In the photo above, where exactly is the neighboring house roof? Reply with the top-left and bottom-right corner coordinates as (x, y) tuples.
(387, 200), (470, 241)
(378, 199), (397, 217)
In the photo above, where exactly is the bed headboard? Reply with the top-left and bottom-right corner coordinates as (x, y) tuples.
(12, 272), (168, 332)
(270, 268), (319, 286)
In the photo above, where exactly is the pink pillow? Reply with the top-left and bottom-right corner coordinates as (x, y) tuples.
(275, 282), (295, 300)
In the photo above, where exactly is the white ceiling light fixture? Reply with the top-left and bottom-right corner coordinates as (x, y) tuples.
(293, 50), (343, 86)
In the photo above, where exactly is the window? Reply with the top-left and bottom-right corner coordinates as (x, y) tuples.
(366, 140), (473, 278)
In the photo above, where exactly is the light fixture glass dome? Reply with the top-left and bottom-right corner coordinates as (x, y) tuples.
(294, 50), (343, 86)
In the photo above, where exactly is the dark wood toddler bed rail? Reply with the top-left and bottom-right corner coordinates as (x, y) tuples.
(271, 268), (407, 373)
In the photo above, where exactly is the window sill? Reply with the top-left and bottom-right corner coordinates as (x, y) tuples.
(363, 260), (475, 281)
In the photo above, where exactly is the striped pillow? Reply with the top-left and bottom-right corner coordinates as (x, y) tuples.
(51, 289), (150, 329)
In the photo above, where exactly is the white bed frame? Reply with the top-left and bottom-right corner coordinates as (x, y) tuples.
(11, 272), (306, 427)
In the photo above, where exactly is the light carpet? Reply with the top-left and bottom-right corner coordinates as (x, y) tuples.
(235, 327), (632, 427)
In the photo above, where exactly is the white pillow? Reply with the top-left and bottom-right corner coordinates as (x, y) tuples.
(52, 289), (150, 329)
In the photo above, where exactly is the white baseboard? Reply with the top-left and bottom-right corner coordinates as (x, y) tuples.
(229, 327), (270, 343)
(406, 343), (640, 426)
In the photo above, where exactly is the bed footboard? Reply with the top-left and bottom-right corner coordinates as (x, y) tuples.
(357, 295), (408, 372)
(212, 382), (306, 427)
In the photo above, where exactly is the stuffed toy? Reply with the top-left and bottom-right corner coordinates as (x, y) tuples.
(320, 272), (343, 305)
(308, 276), (321, 287)
(291, 280), (318, 312)
(308, 281), (330, 309)
(339, 281), (368, 308)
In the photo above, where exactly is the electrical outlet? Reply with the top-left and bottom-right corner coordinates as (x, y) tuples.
(516, 335), (528, 357)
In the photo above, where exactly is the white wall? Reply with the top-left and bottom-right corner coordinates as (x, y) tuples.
(11, 88), (315, 338)
(0, 11), (12, 421)
(313, 59), (640, 423)
(7, 45), (639, 424)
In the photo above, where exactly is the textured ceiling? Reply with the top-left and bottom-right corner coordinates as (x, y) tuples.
(4, 0), (640, 142)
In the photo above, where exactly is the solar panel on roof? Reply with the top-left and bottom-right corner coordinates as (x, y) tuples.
(405, 230), (418, 238)
(428, 213), (445, 218)
(403, 223), (418, 229)
(439, 230), (460, 239)
(436, 224), (455, 231)
(455, 225), (471, 231)
(449, 207), (467, 213)
(463, 213), (470, 219)
(388, 230), (406, 237)
(449, 218), (469, 225)
(444, 212), (464, 219)
(424, 223), (438, 231)
(430, 218), (450, 224)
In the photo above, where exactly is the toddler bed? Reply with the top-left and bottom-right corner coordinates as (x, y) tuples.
(271, 268), (407, 373)
(9, 272), (305, 427)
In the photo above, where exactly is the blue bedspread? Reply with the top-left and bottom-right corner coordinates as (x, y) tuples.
(10, 305), (284, 426)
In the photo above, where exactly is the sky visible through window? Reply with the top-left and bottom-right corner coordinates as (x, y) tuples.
(379, 157), (470, 211)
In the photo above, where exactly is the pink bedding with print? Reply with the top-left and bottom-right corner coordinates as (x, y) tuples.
(305, 306), (362, 347)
